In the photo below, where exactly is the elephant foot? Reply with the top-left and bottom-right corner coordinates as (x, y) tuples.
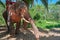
(15, 29), (20, 34)
(20, 28), (28, 34)
(10, 35), (15, 38)
(15, 31), (20, 35)
(6, 30), (10, 33)
(9, 29), (15, 38)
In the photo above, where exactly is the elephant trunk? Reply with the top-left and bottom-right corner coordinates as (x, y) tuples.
(30, 20), (40, 39)
(23, 18), (40, 40)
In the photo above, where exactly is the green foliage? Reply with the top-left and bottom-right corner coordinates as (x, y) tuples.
(0, 4), (5, 25)
(29, 4), (60, 29)
(33, 13), (40, 20)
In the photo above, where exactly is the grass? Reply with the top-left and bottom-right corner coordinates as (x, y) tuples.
(35, 20), (60, 29)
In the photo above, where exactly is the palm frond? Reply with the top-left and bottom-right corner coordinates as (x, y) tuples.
(22, 0), (33, 7)
(22, 0), (48, 10)
(40, 0), (48, 10)
(56, 1), (60, 5)
(0, 0), (5, 8)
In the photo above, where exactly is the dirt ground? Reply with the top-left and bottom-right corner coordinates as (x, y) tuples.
(0, 26), (60, 40)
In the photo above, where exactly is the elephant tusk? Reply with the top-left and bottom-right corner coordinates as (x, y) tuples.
(21, 14), (30, 23)
(22, 17), (30, 23)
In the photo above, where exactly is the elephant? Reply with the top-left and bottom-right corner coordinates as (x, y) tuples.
(3, 1), (40, 40)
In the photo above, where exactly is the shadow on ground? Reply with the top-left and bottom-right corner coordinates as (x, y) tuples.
(0, 27), (60, 40)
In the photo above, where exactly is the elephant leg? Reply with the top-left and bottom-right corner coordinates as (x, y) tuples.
(23, 21), (28, 30)
(3, 11), (10, 33)
(9, 22), (15, 37)
(15, 22), (21, 34)
(6, 11), (15, 37)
